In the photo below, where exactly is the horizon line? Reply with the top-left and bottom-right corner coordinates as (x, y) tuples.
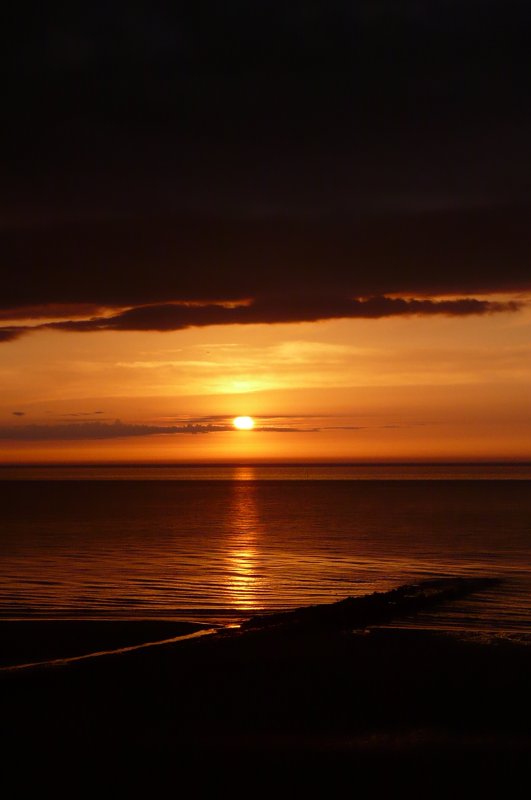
(1, 460), (531, 468)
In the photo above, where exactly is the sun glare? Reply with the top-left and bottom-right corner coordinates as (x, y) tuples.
(233, 416), (255, 430)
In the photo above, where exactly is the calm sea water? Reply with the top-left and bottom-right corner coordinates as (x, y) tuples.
(1, 466), (530, 639)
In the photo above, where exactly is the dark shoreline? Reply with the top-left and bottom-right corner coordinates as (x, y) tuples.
(0, 619), (208, 669)
(1, 579), (529, 790)
(0, 577), (500, 669)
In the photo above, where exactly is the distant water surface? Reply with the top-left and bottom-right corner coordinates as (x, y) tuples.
(0, 466), (530, 639)
(2, 464), (531, 481)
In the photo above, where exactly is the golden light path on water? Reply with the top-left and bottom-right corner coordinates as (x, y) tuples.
(1, 471), (530, 637)
(225, 466), (262, 610)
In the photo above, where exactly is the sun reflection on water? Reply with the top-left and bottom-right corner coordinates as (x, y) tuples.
(225, 467), (263, 610)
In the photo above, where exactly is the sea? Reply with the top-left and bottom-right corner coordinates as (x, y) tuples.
(1, 464), (530, 641)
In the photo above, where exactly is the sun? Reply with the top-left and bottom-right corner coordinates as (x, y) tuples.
(233, 416), (255, 431)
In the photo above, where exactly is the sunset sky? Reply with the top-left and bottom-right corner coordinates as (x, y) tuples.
(1, 3), (530, 462)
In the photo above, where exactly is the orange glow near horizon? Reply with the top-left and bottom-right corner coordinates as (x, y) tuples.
(0, 296), (530, 463)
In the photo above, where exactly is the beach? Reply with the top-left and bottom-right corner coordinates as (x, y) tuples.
(1, 473), (530, 791)
(2, 2), (531, 791)
(2, 582), (530, 792)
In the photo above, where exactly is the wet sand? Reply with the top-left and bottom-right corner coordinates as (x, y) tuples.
(0, 619), (209, 668)
(1, 581), (530, 791)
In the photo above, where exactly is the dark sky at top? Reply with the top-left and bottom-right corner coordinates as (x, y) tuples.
(1, 1), (530, 333)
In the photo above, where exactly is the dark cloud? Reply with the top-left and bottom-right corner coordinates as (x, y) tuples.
(324, 426), (366, 431)
(257, 427), (320, 433)
(0, 422), (229, 441)
(12, 411), (25, 417)
(1, 3), (530, 332)
(0, 304), (108, 321)
(98, 297), (518, 327)
(1, 208), (530, 313)
(173, 414), (318, 424)
(61, 411), (105, 417)
(0, 422), (227, 441)
(0, 328), (26, 343)
(0, 295), (520, 341)
(0, 421), (317, 441)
